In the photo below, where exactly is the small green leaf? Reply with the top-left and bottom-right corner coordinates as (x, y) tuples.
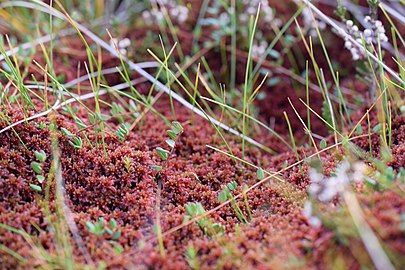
(60, 127), (75, 138)
(88, 113), (96, 124)
(257, 168), (265, 180)
(212, 223), (225, 236)
(69, 137), (83, 148)
(74, 117), (87, 129)
(96, 218), (104, 227)
(227, 181), (237, 191)
(167, 130), (177, 140)
(34, 150), (47, 162)
(9, 94), (17, 103)
(320, 139), (327, 149)
(31, 161), (43, 174)
(116, 123), (129, 141)
(171, 121), (183, 134)
(36, 175), (45, 184)
(373, 123), (381, 133)
(151, 165), (162, 172)
(268, 49), (281, 59)
(185, 203), (194, 216)
(165, 139), (175, 148)
(86, 221), (95, 233)
(267, 77), (280, 87)
(111, 102), (126, 122)
(111, 230), (121, 240)
(119, 123), (129, 135)
(62, 106), (70, 114)
(57, 74), (66, 84)
(182, 215), (191, 224)
(218, 189), (229, 202)
(37, 122), (46, 129)
(110, 218), (117, 229)
(105, 227), (112, 235)
(48, 123), (56, 131)
(356, 124), (363, 135)
(30, 184), (42, 192)
(195, 203), (205, 215)
(111, 241), (124, 254)
(98, 113), (110, 121)
(156, 147), (169, 160)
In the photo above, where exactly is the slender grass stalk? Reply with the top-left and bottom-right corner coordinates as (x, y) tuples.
(0, 244), (26, 263)
(191, 0), (210, 53)
(283, 111), (304, 176)
(305, 60), (311, 146)
(159, 35), (176, 119)
(48, 0), (54, 75)
(287, 98), (321, 161)
(320, 68), (338, 149)
(242, 186), (252, 220)
(242, 6), (260, 157)
(191, 63), (201, 124)
(202, 97), (292, 152)
(247, 73), (268, 104)
(158, 3), (184, 61)
(200, 56), (220, 93)
(230, 0), (237, 92)
(335, 71), (352, 128)
(367, 111), (373, 155)
(156, 179), (165, 257)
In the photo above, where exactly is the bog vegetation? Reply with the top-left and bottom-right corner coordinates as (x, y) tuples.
(0, 0), (404, 269)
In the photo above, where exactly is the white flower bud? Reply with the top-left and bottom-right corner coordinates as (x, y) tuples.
(118, 38), (131, 48)
(380, 34), (388, 42)
(377, 26), (385, 34)
(363, 29), (372, 37)
(346, 20), (353, 27)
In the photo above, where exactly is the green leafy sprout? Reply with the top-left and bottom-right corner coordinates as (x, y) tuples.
(30, 150), (47, 193)
(183, 202), (225, 237)
(86, 217), (121, 240)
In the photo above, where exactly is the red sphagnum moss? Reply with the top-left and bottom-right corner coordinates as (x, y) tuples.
(1, 1), (404, 269)
(1, 92), (404, 269)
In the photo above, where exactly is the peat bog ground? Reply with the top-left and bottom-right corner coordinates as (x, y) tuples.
(0, 0), (404, 269)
